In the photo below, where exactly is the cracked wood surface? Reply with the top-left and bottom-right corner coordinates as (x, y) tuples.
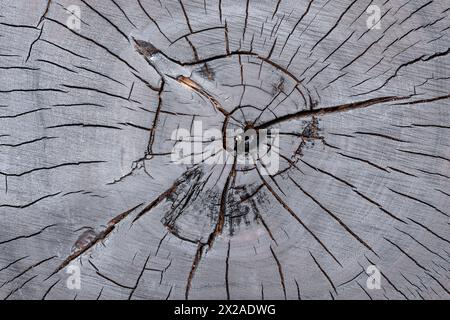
(0, 0), (449, 300)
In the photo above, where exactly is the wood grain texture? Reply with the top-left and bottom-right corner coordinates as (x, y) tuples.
(0, 0), (449, 300)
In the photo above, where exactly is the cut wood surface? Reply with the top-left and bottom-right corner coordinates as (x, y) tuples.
(0, 0), (449, 300)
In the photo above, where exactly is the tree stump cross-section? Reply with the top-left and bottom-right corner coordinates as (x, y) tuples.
(0, 0), (449, 300)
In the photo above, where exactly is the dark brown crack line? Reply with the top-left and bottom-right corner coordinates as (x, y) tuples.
(255, 96), (410, 129)
(255, 167), (342, 267)
(51, 203), (143, 277)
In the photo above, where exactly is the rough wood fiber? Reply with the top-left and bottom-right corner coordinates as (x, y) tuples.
(0, 0), (449, 300)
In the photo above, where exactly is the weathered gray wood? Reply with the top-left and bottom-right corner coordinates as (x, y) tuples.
(0, 0), (449, 300)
